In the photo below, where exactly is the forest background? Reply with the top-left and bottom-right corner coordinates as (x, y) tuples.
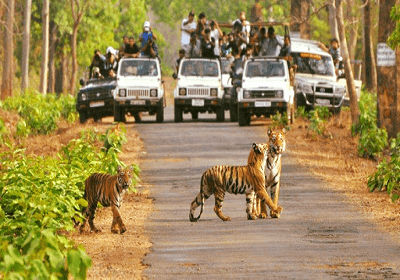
(0, 0), (383, 97)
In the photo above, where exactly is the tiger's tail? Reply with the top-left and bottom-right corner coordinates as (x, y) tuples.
(189, 191), (204, 222)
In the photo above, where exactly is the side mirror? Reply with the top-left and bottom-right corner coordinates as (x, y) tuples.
(79, 79), (85, 86)
(172, 73), (177, 79)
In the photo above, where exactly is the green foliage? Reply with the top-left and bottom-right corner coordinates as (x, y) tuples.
(0, 117), (9, 144)
(0, 90), (78, 136)
(270, 111), (291, 131)
(352, 91), (388, 159)
(0, 124), (140, 278)
(295, 106), (309, 119)
(388, 5), (400, 49)
(368, 133), (400, 202)
(308, 106), (331, 136)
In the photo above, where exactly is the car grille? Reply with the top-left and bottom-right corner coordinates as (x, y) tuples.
(315, 86), (333, 93)
(127, 88), (150, 98)
(187, 87), (210, 96)
(306, 95), (341, 105)
(250, 90), (276, 98)
(87, 89), (112, 100)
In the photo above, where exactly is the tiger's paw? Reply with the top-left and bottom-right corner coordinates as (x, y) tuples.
(259, 212), (268, 219)
(91, 227), (102, 233)
(247, 214), (257, 220)
(222, 216), (231, 221)
(271, 206), (283, 218)
(120, 227), (127, 234)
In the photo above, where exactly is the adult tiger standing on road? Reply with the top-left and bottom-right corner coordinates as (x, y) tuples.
(77, 165), (133, 234)
(253, 128), (286, 219)
(189, 143), (283, 222)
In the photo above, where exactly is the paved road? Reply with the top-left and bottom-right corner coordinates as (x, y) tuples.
(135, 107), (400, 279)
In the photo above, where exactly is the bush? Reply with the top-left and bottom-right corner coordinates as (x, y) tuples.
(368, 132), (400, 202)
(352, 91), (388, 159)
(308, 106), (331, 136)
(270, 111), (290, 131)
(0, 124), (140, 279)
(1, 90), (78, 135)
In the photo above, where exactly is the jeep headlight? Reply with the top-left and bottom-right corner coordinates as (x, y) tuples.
(302, 84), (313, 93)
(81, 93), (87, 101)
(275, 90), (283, 98)
(119, 89), (126, 97)
(179, 88), (186, 96)
(150, 89), (158, 97)
(210, 88), (218, 97)
(335, 86), (346, 95)
(243, 90), (251, 99)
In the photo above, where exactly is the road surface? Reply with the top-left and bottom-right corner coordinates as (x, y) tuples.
(135, 107), (400, 279)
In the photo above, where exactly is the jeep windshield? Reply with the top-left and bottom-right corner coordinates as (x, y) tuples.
(292, 52), (335, 76)
(119, 60), (158, 77)
(180, 60), (219, 77)
(245, 61), (285, 78)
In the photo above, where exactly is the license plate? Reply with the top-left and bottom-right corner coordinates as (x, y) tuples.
(90, 101), (105, 107)
(316, 98), (330, 105)
(192, 99), (204, 107)
(131, 100), (146, 105)
(255, 101), (271, 107)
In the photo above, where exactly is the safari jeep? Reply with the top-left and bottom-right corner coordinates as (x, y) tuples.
(113, 57), (165, 123)
(291, 38), (346, 113)
(173, 57), (224, 122)
(76, 77), (116, 124)
(237, 57), (294, 126)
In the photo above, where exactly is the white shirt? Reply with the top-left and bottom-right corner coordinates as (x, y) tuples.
(210, 28), (221, 56)
(181, 18), (197, 45)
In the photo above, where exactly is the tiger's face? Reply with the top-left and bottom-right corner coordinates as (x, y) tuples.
(268, 128), (286, 155)
(117, 165), (133, 189)
(248, 143), (269, 166)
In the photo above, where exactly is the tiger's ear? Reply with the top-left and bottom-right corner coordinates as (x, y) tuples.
(267, 128), (272, 136)
(252, 143), (261, 154)
(117, 165), (122, 172)
(281, 128), (286, 134)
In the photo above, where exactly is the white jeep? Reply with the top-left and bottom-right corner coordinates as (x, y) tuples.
(173, 58), (224, 122)
(113, 57), (165, 123)
(237, 57), (294, 126)
(290, 38), (346, 113)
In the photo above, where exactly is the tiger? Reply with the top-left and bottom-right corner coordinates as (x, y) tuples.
(253, 128), (286, 219)
(189, 143), (283, 222)
(78, 165), (133, 234)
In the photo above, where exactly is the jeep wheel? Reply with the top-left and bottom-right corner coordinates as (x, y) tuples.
(238, 108), (250, 126)
(216, 107), (225, 122)
(79, 111), (87, 124)
(114, 106), (126, 123)
(156, 103), (164, 123)
(191, 111), (198, 120)
(133, 112), (140, 123)
(230, 104), (238, 122)
(174, 105), (183, 122)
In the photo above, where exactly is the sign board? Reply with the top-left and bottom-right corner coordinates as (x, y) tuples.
(377, 43), (396, 67)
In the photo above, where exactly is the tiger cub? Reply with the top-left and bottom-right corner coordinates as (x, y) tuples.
(79, 165), (133, 234)
(253, 128), (286, 219)
(189, 143), (283, 222)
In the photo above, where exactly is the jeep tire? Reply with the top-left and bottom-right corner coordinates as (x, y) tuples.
(191, 111), (198, 120)
(230, 103), (238, 122)
(114, 106), (126, 123)
(156, 102), (164, 123)
(238, 108), (250, 126)
(79, 111), (87, 124)
(174, 105), (183, 122)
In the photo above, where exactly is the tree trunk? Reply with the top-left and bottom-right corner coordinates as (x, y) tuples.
(363, 0), (377, 92)
(39, 0), (49, 95)
(345, 0), (359, 61)
(70, 22), (79, 96)
(1, 0), (14, 100)
(291, 0), (310, 39)
(336, 0), (360, 125)
(48, 20), (58, 93)
(21, 0), (32, 92)
(328, 0), (339, 40)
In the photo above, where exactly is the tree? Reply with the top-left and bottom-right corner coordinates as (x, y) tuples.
(1, 0), (14, 100)
(291, 0), (311, 38)
(335, 0), (359, 125)
(21, 0), (32, 92)
(328, 0), (339, 39)
(363, 0), (377, 91)
(39, 0), (49, 95)
(69, 0), (90, 96)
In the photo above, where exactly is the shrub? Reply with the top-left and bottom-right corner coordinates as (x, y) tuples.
(352, 91), (388, 159)
(308, 106), (331, 136)
(368, 132), (400, 202)
(270, 111), (290, 131)
(0, 124), (140, 279)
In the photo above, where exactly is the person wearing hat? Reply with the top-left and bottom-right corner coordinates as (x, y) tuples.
(259, 26), (283, 57)
(181, 11), (197, 54)
(209, 20), (223, 58)
(139, 21), (157, 56)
